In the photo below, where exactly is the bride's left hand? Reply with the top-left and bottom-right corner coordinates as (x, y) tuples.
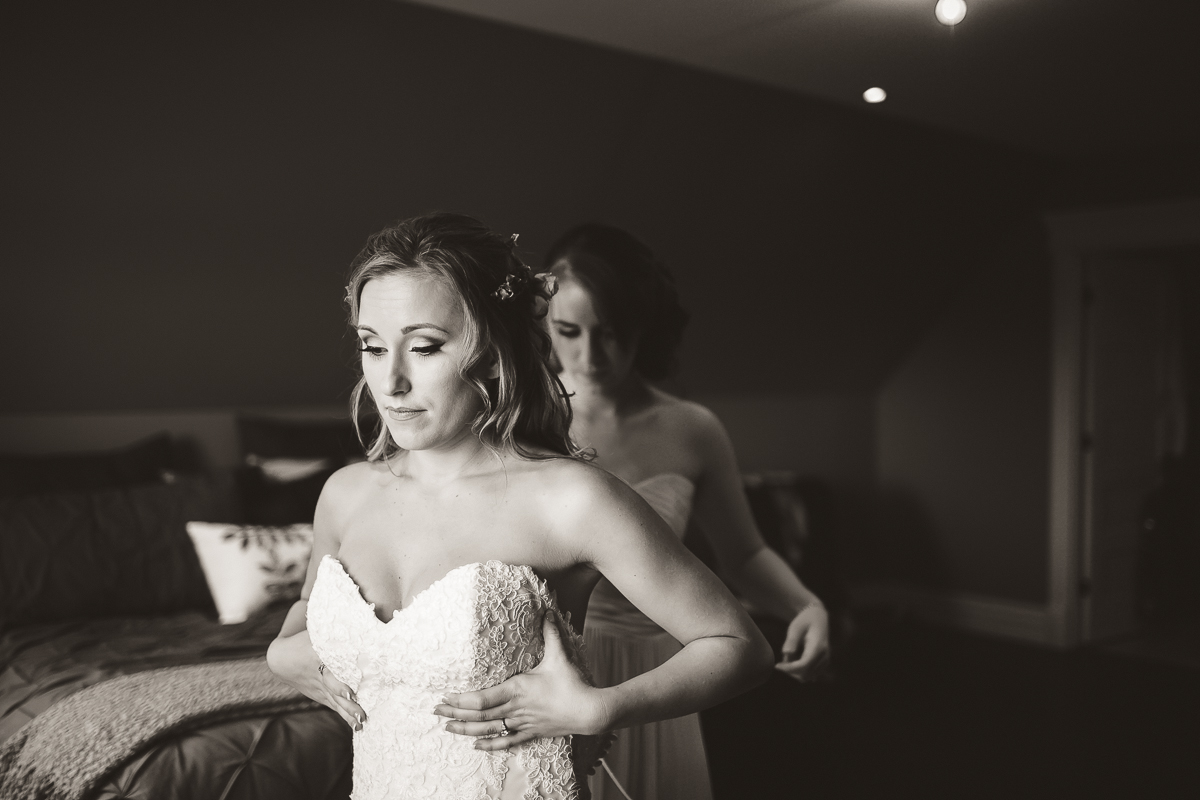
(434, 615), (606, 751)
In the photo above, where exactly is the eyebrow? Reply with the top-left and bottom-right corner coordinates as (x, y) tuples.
(356, 323), (450, 335)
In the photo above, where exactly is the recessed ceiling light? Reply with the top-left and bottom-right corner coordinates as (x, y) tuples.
(935, 0), (967, 26)
(863, 87), (887, 104)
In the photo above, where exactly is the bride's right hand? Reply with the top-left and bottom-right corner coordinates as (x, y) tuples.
(316, 664), (367, 732)
(267, 633), (366, 731)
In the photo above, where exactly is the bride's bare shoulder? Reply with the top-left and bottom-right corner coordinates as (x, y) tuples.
(314, 460), (388, 521)
(516, 455), (611, 491)
(516, 457), (651, 537)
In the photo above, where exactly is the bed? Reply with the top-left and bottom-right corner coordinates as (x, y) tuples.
(0, 428), (355, 800)
(0, 424), (848, 799)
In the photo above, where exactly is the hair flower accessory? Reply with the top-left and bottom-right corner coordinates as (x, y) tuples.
(492, 267), (528, 302)
(492, 234), (558, 320)
(529, 272), (557, 319)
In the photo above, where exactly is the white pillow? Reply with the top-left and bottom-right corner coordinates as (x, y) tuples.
(244, 454), (333, 483)
(186, 522), (314, 624)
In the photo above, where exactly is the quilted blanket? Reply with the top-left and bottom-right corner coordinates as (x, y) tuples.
(0, 657), (316, 800)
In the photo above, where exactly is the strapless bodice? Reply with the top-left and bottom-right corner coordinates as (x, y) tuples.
(630, 473), (694, 538)
(307, 556), (602, 800)
(585, 474), (696, 637)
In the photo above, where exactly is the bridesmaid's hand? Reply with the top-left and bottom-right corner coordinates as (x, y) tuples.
(775, 601), (831, 681)
(433, 615), (606, 750)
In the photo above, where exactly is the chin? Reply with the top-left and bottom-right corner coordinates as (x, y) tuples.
(380, 420), (426, 452)
(381, 419), (475, 453)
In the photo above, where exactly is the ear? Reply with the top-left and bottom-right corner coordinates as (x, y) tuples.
(478, 350), (501, 381)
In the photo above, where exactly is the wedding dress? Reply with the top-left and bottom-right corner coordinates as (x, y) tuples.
(307, 555), (606, 800)
(584, 474), (713, 800)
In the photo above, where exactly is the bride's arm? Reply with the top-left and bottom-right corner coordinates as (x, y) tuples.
(573, 470), (775, 728)
(266, 465), (367, 731)
(436, 464), (774, 746)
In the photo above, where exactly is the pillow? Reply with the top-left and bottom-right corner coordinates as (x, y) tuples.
(246, 454), (335, 483)
(236, 417), (362, 525)
(0, 475), (226, 632)
(185, 522), (313, 624)
(0, 432), (174, 497)
(236, 466), (337, 525)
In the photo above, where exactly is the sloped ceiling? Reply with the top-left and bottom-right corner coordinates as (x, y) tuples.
(405, 0), (1200, 158)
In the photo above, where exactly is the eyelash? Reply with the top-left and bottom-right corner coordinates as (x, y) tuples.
(357, 344), (442, 358)
(555, 328), (580, 338)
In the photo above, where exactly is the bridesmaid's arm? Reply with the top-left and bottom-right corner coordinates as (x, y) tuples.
(687, 407), (830, 678)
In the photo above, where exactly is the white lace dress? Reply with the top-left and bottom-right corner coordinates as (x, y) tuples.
(584, 474), (713, 800)
(308, 556), (607, 800)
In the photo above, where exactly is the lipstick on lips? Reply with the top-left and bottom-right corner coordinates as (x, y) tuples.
(385, 406), (423, 422)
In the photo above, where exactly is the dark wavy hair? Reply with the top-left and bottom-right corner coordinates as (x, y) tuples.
(544, 224), (689, 381)
(346, 212), (583, 462)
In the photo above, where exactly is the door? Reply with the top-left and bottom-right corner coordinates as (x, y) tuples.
(1080, 255), (1181, 642)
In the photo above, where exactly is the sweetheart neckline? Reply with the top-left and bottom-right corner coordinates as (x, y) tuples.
(322, 556), (534, 626)
(321, 478), (690, 624)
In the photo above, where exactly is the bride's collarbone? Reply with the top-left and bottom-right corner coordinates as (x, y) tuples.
(338, 506), (553, 580)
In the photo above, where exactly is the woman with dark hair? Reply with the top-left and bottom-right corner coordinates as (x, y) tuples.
(545, 224), (831, 800)
(266, 213), (773, 799)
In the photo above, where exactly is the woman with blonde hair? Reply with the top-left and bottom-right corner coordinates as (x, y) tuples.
(267, 212), (772, 799)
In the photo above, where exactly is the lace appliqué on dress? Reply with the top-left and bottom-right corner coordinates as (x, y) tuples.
(308, 557), (610, 800)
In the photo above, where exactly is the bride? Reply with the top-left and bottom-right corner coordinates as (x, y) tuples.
(266, 212), (773, 800)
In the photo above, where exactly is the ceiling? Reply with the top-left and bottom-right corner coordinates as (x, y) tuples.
(404, 0), (1200, 158)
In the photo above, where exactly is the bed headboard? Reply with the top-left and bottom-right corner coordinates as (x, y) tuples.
(0, 405), (349, 470)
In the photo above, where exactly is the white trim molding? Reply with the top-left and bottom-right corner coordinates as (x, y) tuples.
(851, 583), (1057, 646)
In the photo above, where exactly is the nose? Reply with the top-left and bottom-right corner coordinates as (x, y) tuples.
(383, 355), (411, 396)
(586, 332), (609, 369)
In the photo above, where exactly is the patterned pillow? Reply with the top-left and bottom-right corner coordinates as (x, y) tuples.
(185, 523), (313, 624)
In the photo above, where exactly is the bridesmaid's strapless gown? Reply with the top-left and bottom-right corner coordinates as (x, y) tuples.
(308, 556), (606, 800)
(585, 474), (713, 800)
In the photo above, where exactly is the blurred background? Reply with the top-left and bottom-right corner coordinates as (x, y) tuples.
(2, 1), (1198, 797)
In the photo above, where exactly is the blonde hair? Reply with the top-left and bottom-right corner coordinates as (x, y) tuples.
(346, 212), (583, 462)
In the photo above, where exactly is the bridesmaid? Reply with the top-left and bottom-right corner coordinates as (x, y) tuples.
(544, 224), (831, 800)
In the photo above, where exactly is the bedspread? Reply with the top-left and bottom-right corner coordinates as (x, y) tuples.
(0, 604), (351, 800)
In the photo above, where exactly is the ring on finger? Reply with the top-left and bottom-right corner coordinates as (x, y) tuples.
(318, 662), (326, 675)
(499, 719), (511, 737)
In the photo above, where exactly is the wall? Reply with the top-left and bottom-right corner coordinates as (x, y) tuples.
(1, 1), (1066, 618)
(698, 393), (875, 481)
(1, 0), (1042, 417)
(874, 219), (1052, 603)
(1046, 140), (1200, 212)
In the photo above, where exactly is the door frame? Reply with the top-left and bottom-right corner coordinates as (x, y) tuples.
(1044, 198), (1200, 647)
